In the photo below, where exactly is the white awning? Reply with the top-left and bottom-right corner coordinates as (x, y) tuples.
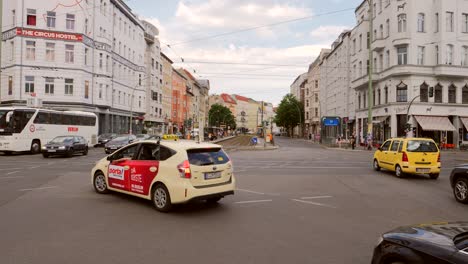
(372, 116), (389, 124)
(414, 116), (456, 131)
(460, 117), (468, 131)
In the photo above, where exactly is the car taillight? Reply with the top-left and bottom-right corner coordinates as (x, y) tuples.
(402, 152), (408, 162)
(437, 153), (440, 162)
(177, 160), (191, 179)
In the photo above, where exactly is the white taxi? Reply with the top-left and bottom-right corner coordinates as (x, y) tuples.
(91, 140), (235, 212)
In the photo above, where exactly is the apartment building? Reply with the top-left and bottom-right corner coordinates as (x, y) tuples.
(171, 69), (187, 133)
(352, 0), (468, 147)
(290, 72), (307, 136)
(1, 0), (157, 134)
(161, 53), (173, 133)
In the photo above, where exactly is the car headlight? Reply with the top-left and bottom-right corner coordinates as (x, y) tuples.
(59, 146), (66, 150)
(41, 146), (47, 150)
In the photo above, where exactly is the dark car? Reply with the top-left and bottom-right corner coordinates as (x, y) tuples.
(372, 222), (468, 264)
(42, 136), (88, 158)
(450, 164), (468, 203)
(104, 135), (136, 154)
(95, 133), (117, 147)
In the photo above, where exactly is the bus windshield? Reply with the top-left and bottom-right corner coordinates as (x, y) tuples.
(0, 110), (13, 130)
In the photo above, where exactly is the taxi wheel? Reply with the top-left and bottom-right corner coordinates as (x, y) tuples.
(429, 173), (439, 180)
(93, 172), (109, 194)
(152, 184), (172, 212)
(373, 159), (381, 171)
(206, 197), (222, 204)
(395, 165), (405, 178)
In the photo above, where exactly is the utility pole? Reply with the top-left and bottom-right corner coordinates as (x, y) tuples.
(367, 0), (374, 150)
(0, 0), (3, 98)
(261, 101), (265, 148)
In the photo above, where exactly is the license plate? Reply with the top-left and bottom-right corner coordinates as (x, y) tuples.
(48, 150), (57, 152)
(416, 168), (430, 173)
(204, 171), (221, 180)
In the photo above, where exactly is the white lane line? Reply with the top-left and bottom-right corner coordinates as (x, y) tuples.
(292, 199), (337, 209)
(235, 199), (273, 204)
(19, 186), (58, 192)
(236, 189), (265, 195)
(300, 196), (333, 200)
(28, 166), (41, 169)
(0, 176), (24, 179)
(6, 171), (20, 175)
(0, 168), (22, 171)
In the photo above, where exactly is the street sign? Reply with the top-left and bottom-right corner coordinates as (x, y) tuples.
(323, 117), (340, 127)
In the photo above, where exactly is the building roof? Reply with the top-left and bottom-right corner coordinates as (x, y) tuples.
(182, 69), (197, 81)
(161, 52), (173, 64)
(234, 94), (250, 102)
(221, 93), (237, 104)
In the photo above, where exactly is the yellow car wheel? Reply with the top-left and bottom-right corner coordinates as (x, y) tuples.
(395, 165), (405, 178)
(373, 159), (381, 171)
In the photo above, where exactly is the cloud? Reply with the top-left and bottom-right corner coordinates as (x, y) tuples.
(310, 25), (349, 42)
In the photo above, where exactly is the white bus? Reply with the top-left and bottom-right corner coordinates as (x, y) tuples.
(0, 107), (98, 154)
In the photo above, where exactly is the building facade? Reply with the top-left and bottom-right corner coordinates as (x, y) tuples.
(290, 72), (307, 136)
(171, 69), (187, 133)
(161, 52), (173, 133)
(352, 0), (468, 147)
(1, 0), (159, 134)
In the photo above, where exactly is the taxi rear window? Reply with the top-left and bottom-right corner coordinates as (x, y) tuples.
(187, 148), (230, 166)
(406, 140), (438, 152)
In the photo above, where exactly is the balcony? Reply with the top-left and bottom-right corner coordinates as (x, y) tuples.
(372, 37), (386, 52)
(144, 32), (155, 44)
(434, 65), (468, 78)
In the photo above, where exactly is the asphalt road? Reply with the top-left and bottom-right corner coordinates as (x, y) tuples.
(1, 137), (468, 264)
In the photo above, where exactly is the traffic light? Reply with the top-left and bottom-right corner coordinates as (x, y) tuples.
(429, 86), (434, 98)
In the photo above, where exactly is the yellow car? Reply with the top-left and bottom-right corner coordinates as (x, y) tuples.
(373, 138), (441, 179)
(91, 140), (235, 212)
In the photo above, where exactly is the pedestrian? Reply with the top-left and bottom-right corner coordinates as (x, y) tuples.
(351, 135), (355, 150)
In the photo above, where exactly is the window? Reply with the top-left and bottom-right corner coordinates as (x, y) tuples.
(397, 46), (408, 65)
(99, 84), (103, 99)
(46, 43), (55, 61)
(446, 44), (454, 65)
(381, 140), (392, 151)
(435, 13), (439, 32)
(315, 93), (318, 102)
(25, 76), (34, 93)
(84, 81), (89, 99)
(378, 89), (381, 105)
(99, 53), (103, 69)
(25, 41), (35, 60)
(359, 61), (363, 77)
(367, 32), (370, 49)
(417, 46), (425, 65)
(396, 82), (407, 102)
(139, 74), (142, 86)
(379, 53), (383, 71)
(46, 11), (56, 28)
(359, 34), (362, 50)
(363, 93), (366, 108)
(380, 24), (383, 39)
(463, 85), (468, 104)
(447, 12), (454, 32)
(463, 46), (468, 66)
(420, 83), (428, 102)
(386, 50), (390, 68)
(139, 96), (142, 108)
(106, 55), (110, 72)
(84, 48), (89, 65)
(65, 79), (74, 95)
(390, 141), (401, 152)
(66, 14), (75, 30)
(463, 14), (468, 33)
(373, 3), (376, 18)
(435, 83), (443, 103)
(379, 0), (383, 12)
(12, 10), (16, 26)
(315, 80), (318, 88)
(449, 84), (457, 103)
(65, 45), (74, 63)
(306, 100), (309, 107)
(10, 41), (14, 61)
(398, 14), (407, 33)
(27, 9), (36, 26)
(85, 19), (89, 34)
(374, 58), (377, 73)
(373, 29), (377, 41)
(417, 13), (425, 32)
(45, 78), (54, 94)
(386, 19), (390, 37)
(435, 45), (439, 64)
(358, 94), (361, 109)
(353, 39), (356, 53)
(111, 144), (139, 160)
(8, 76), (13, 95)
(384, 86), (388, 104)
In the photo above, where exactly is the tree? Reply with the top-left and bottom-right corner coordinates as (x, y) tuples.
(274, 94), (303, 137)
(208, 104), (236, 129)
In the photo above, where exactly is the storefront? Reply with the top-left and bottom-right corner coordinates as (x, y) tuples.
(413, 115), (456, 148)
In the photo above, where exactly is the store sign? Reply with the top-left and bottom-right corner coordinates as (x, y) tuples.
(323, 117), (340, 127)
(16, 28), (83, 41)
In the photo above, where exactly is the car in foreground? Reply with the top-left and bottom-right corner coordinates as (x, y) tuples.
(42, 136), (88, 158)
(104, 134), (136, 154)
(450, 165), (468, 203)
(95, 133), (117, 147)
(92, 140), (235, 212)
(372, 222), (468, 264)
(373, 138), (440, 179)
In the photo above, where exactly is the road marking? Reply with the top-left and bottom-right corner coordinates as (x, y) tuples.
(292, 199), (337, 209)
(0, 168), (22, 171)
(235, 199), (273, 204)
(6, 171), (20, 175)
(28, 166), (41, 169)
(19, 186), (58, 192)
(301, 196), (333, 200)
(236, 188), (265, 195)
(0, 176), (24, 179)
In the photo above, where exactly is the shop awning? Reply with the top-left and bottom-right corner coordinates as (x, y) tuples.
(372, 116), (389, 124)
(414, 116), (456, 131)
(460, 117), (468, 131)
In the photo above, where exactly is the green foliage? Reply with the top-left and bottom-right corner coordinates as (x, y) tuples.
(208, 104), (236, 129)
(274, 94), (303, 135)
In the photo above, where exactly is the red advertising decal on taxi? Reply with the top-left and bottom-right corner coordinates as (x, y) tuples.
(108, 165), (125, 180)
(68, 127), (79, 132)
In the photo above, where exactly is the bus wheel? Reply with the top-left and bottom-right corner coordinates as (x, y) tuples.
(30, 140), (41, 154)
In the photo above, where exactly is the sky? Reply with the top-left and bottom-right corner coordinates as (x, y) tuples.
(128, 0), (364, 105)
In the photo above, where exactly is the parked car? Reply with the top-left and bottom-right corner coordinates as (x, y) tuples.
(134, 134), (152, 142)
(373, 138), (440, 179)
(104, 135), (137, 154)
(42, 136), (88, 158)
(372, 222), (468, 263)
(450, 164), (468, 203)
(95, 133), (117, 147)
(92, 140), (235, 212)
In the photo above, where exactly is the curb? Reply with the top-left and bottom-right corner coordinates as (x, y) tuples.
(211, 136), (236, 144)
